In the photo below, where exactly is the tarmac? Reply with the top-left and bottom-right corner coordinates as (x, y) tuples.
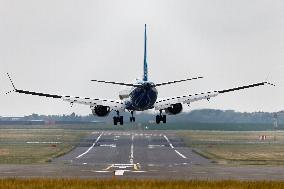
(0, 131), (284, 180)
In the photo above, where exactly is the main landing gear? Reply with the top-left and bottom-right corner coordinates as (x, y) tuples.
(113, 111), (136, 125)
(130, 111), (136, 122)
(113, 111), (123, 125)
(156, 110), (166, 124)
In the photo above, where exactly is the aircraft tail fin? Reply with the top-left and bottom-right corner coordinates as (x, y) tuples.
(143, 24), (148, 81)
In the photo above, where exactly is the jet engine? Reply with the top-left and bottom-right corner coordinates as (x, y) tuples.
(119, 89), (131, 100)
(165, 103), (183, 115)
(92, 105), (110, 117)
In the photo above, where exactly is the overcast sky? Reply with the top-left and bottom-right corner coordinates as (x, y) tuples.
(0, 0), (283, 116)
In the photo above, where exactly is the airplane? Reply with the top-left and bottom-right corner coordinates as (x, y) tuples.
(6, 24), (274, 125)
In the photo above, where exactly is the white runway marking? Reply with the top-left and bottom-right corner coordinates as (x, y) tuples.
(94, 170), (110, 173)
(163, 135), (187, 159)
(114, 164), (134, 169)
(105, 164), (136, 170)
(115, 170), (127, 176)
(130, 134), (134, 164)
(148, 145), (165, 149)
(26, 141), (61, 144)
(99, 144), (116, 148)
(76, 132), (103, 159)
(174, 150), (187, 159)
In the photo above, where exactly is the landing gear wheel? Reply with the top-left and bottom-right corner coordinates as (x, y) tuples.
(156, 110), (166, 124)
(113, 111), (123, 125)
(156, 115), (161, 124)
(162, 115), (167, 123)
(130, 117), (136, 122)
(130, 111), (135, 123)
(119, 116), (124, 125)
(113, 117), (118, 125)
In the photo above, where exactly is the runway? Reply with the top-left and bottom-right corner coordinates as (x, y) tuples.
(0, 130), (284, 180)
(54, 131), (211, 176)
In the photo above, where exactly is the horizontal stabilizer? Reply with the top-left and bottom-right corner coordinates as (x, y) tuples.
(91, 79), (141, 87)
(154, 76), (203, 87)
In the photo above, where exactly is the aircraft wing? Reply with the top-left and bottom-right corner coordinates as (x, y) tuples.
(154, 82), (273, 110)
(5, 73), (125, 111)
(14, 89), (125, 111)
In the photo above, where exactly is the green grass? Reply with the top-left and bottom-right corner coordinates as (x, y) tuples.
(0, 128), (89, 164)
(1, 123), (284, 165)
(178, 130), (284, 165)
(1, 122), (282, 131)
(0, 123), (148, 164)
(1, 179), (284, 189)
(144, 122), (282, 131)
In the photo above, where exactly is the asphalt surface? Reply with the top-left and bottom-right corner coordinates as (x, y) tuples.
(1, 131), (284, 180)
(54, 131), (211, 173)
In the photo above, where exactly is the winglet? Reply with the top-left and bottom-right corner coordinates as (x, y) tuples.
(265, 81), (276, 87)
(264, 72), (276, 86)
(6, 73), (16, 91)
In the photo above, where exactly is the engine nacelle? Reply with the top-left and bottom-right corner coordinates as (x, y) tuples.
(92, 105), (110, 117)
(165, 103), (183, 115)
(119, 89), (130, 100)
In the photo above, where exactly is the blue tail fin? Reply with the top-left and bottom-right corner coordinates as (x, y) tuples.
(143, 24), (148, 81)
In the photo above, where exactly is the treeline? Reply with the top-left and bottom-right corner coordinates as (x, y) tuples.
(1, 109), (283, 124)
(23, 112), (95, 122)
(168, 109), (284, 124)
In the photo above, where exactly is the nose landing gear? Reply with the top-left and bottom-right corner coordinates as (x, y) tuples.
(130, 111), (136, 122)
(156, 110), (166, 124)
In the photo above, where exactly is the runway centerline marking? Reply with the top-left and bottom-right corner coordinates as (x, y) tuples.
(76, 132), (103, 159)
(130, 134), (134, 164)
(99, 144), (116, 148)
(148, 144), (165, 149)
(163, 135), (187, 159)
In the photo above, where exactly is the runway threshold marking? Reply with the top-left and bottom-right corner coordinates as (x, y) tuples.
(115, 170), (126, 176)
(76, 132), (103, 159)
(103, 163), (141, 172)
(163, 135), (187, 159)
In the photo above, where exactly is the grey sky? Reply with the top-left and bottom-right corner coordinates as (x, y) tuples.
(0, 0), (283, 116)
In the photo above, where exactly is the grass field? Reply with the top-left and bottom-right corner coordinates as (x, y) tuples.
(178, 130), (284, 165)
(1, 123), (284, 165)
(0, 127), (89, 164)
(145, 122), (282, 131)
(0, 179), (284, 189)
(0, 123), (148, 164)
